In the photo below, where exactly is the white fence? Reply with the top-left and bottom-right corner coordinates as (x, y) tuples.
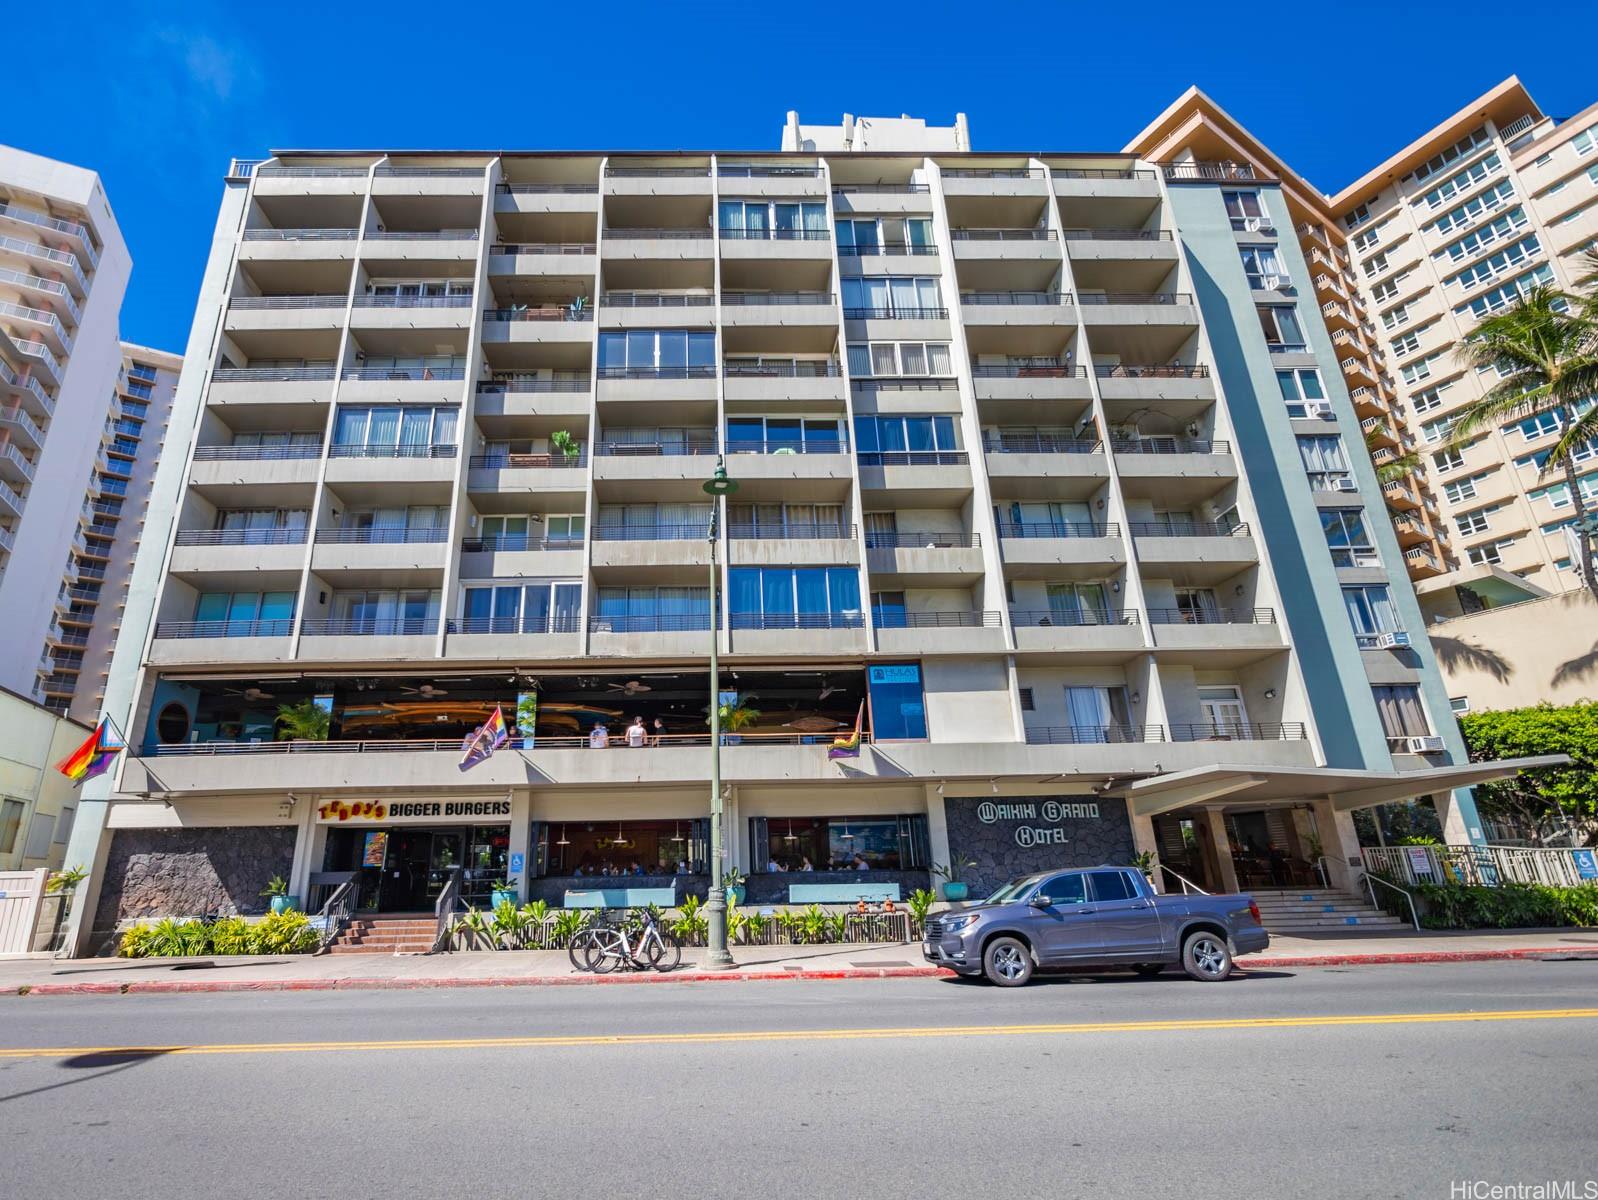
(0, 868), (49, 956)
(1362, 845), (1597, 889)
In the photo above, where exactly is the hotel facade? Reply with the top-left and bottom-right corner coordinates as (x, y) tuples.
(61, 113), (1544, 953)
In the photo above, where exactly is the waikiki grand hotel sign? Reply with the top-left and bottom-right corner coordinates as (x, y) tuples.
(944, 795), (1136, 894)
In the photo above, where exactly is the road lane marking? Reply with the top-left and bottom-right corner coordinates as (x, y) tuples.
(3, 1007), (1597, 1059)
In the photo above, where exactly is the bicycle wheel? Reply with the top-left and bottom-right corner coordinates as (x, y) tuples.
(645, 927), (681, 973)
(584, 928), (626, 975)
(567, 928), (597, 973)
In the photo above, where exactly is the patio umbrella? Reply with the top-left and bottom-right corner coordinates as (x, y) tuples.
(784, 716), (845, 732)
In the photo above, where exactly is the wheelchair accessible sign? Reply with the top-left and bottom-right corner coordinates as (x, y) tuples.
(1573, 849), (1598, 881)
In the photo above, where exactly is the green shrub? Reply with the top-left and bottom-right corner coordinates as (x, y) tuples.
(209, 916), (254, 955)
(250, 910), (318, 954)
(671, 894), (708, 945)
(118, 923), (154, 958)
(1409, 881), (1598, 929)
(907, 888), (936, 930)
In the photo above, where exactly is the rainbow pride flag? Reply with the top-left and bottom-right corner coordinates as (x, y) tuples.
(828, 703), (865, 760)
(459, 704), (509, 772)
(56, 717), (126, 785)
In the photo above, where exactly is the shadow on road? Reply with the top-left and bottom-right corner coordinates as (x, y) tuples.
(0, 1048), (175, 1105)
(938, 968), (1298, 987)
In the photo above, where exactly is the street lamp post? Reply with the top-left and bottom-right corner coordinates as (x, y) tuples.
(702, 457), (738, 969)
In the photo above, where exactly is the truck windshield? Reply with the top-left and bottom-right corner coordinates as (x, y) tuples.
(982, 875), (1043, 905)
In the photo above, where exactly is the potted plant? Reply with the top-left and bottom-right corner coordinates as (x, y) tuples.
(712, 701), (761, 746)
(721, 868), (746, 906)
(1132, 851), (1157, 883)
(550, 429), (581, 463)
(490, 878), (518, 909)
(260, 874), (297, 915)
(275, 699), (330, 742)
(933, 857), (976, 902)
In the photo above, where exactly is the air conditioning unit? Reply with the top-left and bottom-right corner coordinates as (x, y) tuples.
(1405, 735), (1446, 754)
(1242, 216), (1264, 232)
(1376, 631), (1412, 649)
(1260, 274), (1282, 290)
(1332, 477), (1359, 492)
(1306, 401), (1336, 420)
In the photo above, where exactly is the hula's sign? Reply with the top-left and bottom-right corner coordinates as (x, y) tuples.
(315, 799), (512, 823)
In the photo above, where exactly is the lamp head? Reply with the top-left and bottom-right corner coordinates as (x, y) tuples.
(702, 457), (739, 497)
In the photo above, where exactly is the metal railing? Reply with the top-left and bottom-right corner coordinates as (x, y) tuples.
(875, 610), (1000, 628)
(1130, 520), (1250, 538)
(593, 523), (711, 541)
(1094, 364), (1209, 379)
(300, 618), (439, 636)
(1363, 845), (1595, 890)
(969, 363), (1085, 378)
(718, 227), (831, 241)
(843, 306), (948, 320)
(959, 291), (1071, 306)
(1078, 292), (1192, 305)
(724, 361), (841, 377)
(857, 450), (968, 468)
(1169, 722), (1306, 741)
(1027, 725), (1165, 744)
(724, 439), (843, 455)
(588, 614), (716, 633)
(328, 443), (457, 459)
(729, 612), (865, 630)
(1061, 228), (1172, 241)
(1110, 437), (1228, 454)
(497, 182), (599, 194)
(469, 452), (587, 469)
(191, 444), (323, 461)
(601, 292), (714, 307)
(831, 182), (930, 193)
(984, 433), (1101, 454)
(950, 228), (1056, 241)
(255, 166), (367, 178)
(173, 528), (307, 547)
(596, 439), (717, 456)
(1157, 866), (1209, 895)
(728, 523), (853, 540)
(340, 366), (465, 381)
(240, 227), (358, 240)
(313, 876), (360, 953)
(212, 366), (335, 382)
(375, 166), (484, 178)
(482, 305), (593, 322)
(603, 227), (712, 240)
(1146, 607), (1275, 625)
(941, 167), (1046, 179)
(1010, 609), (1137, 627)
(0, 265), (79, 321)
(1363, 871), (1420, 931)
(865, 530), (979, 549)
(153, 618), (294, 639)
(476, 377), (590, 393)
(314, 527), (450, 544)
(1162, 163), (1260, 181)
(447, 616), (583, 634)
(606, 166), (710, 178)
(460, 535), (584, 553)
(597, 365), (717, 380)
(490, 242), (596, 255)
(996, 521), (1116, 538)
(836, 242), (938, 256)
(0, 234), (87, 287)
(719, 291), (834, 307)
(228, 294), (346, 309)
(717, 164), (821, 178)
(352, 293), (473, 307)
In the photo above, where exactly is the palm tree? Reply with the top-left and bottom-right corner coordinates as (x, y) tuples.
(275, 699), (331, 742)
(1453, 287), (1598, 603)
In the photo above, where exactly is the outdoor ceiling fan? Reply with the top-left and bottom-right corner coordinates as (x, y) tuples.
(607, 679), (653, 695)
(225, 686), (274, 701)
(818, 682), (843, 700)
(400, 684), (450, 697)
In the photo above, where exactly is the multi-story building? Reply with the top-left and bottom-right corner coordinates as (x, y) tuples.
(0, 145), (133, 712)
(63, 118), (1546, 954)
(59, 345), (181, 724)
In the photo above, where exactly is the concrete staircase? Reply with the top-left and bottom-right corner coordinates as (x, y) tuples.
(1248, 887), (1408, 934)
(324, 915), (437, 955)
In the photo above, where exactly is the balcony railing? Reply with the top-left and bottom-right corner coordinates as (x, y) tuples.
(593, 523), (709, 541)
(1010, 609), (1137, 627)
(1053, 167), (1154, 180)
(717, 164), (821, 178)
(603, 227), (712, 240)
(301, 618), (440, 636)
(1169, 722), (1306, 741)
(468, 452), (587, 469)
(152, 618), (296, 639)
(941, 167), (1045, 180)
(597, 439), (717, 456)
(490, 242), (596, 255)
(1146, 607), (1275, 625)
(1162, 163), (1260, 181)
(1110, 437), (1229, 455)
(843, 307), (948, 320)
(0, 201), (97, 260)
(191, 444), (324, 461)
(723, 361), (841, 378)
(1061, 228), (1172, 241)
(836, 242), (938, 257)
(241, 227), (358, 240)
(0, 234), (87, 287)
(352, 293), (473, 307)
(497, 182), (600, 194)
(1129, 520), (1250, 537)
(875, 610), (1002, 627)
(213, 366), (335, 382)
(254, 166), (367, 178)
(448, 615), (584, 633)
(373, 166), (484, 178)
(589, 613), (716, 633)
(1093, 364), (1208, 379)
(724, 439), (843, 455)
(959, 291), (1071, 306)
(0, 299), (72, 349)
(341, 366), (465, 381)
(601, 292), (714, 308)
(865, 530), (979, 548)
(476, 377), (590, 393)
(950, 228), (1056, 241)
(606, 166), (710, 178)
(997, 521), (1117, 538)
(1078, 292), (1192, 306)
(0, 265), (79, 322)
(313, 527), (449, 545)
(831, 182), (930, 193)
(857, 450), (968, 468)
(1027, 725), (1164, 744)
(328, 443), (458, 459)
(173, 528), (308, 547)
(460, 535), (584, 553)
(730, 612), (865, 630)
(228, 295), (346, 309)
(597, 365), (717, 380)
(985, 433), (1101, 454)
(720, 292), (835, 306)
(729, 523), (853, 540)
(718, 227), (830, 241)
(0, 405), (45, 445)
(970, 364), (1086, 378)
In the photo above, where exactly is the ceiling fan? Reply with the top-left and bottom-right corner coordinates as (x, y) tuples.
(401, 684), (450, 697)
(818, 681), (843, 700)
(225, 686), (274, 701)
(607, 679), (653, 695)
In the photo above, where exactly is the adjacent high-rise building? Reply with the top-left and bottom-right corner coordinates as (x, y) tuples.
(63, 118), (1546, 954)
(0, 145), (135, 712)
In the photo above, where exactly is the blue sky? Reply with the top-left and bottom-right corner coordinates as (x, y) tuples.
(25, 0), (1595, 352)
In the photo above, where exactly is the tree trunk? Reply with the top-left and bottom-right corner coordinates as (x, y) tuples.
(1559, 445), (1598, 604)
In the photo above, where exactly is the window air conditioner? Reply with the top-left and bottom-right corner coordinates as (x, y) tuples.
(1242, 216), (1264, 232)
(1405, 735), (1445, 753)
(1307, 401), (1335, 420)
(1376, 631), (1411, 649)
(1332, 477), (1359, 492)
(1260, 274), (1281, 290)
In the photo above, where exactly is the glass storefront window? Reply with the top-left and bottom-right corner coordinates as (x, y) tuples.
(868, 663), (927, 740)
(759, 814), (928, 872)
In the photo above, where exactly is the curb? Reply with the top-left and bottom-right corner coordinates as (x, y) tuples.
(11, 948), (1595, 996)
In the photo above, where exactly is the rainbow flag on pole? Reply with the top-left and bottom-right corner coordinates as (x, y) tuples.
(828, 703), (865, 759)
(458, 704), (509, 772)
(56, 717), (126, 785)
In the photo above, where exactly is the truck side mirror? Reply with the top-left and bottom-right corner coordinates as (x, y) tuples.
(1028, 894), (1051, 908)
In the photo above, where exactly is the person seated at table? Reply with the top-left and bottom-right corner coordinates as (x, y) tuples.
(626, 716), (647, 748)
(589, 722), (610, 748)
(852, 854), (870, 871)
(631, 861), (644, 876)
(766, 856), (782, 873)
(800, 857), (814, 872)
(676, 860), (690, 875)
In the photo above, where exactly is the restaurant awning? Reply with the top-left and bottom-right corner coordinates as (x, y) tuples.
(1108, 756), (1570, 819)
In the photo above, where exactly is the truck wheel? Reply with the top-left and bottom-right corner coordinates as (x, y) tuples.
(1181, 931), (1233, 981)
(982, 937), (1034, 987)
(1129, 962), (1166, 977)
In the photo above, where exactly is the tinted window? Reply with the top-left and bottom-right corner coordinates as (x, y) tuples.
(1088, 870), (1136, 902)
(1038, 874), (1086, 905)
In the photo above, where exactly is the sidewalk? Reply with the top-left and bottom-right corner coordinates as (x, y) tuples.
(4, 928), (1596, 996)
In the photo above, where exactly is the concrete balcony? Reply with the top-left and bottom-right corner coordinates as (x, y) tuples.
(361, 231), (480, 262)
(721, 446), (853, 497)
(830, 183), (933, 216)
(603, 169), (712, 197)
(595, 366), (717, 411)
(592, 445), (720, 489)
(494, 183), (600, 216)
(323, 446), (458, 487)
(970, 365), (1092, 418)
(983, 437), (1107, 499)
(1077, 293), (1198, 328)
(443, 620), (584, 660)
(589, 526), (713, 579)
(224, 295), (346, 333)
(349, 294), (474, 332)
(1094, 365), (1214, 405)
(370, 165), (486, 196)
(1147, 608), (1286, 660)
(481, 307), (595, 346)
(168, 528), (308, 577)
(718, 293), (838, 329)
(1062, 229), (1178, 263)
(714, 166), (827, 198)
(723, 363), (845, 406)
(488, 243), (597, 277)
(602, 229), (714, 261)
(865, 532), (984, 587)
(147, 620), (295, 666)
(857, 451), (974, 505)
(466, 453), (588, 499)
(1131, 522), (1258, 584)
(717, 228), (833, 260)
(309, 529), (450, 578)
(1111, 439), (1237, 489)
(950, 230), (1061, 261)
(251, 166), (368, 197)
(998, 522), (1125, 578)
(208, 366), (336, 408)
(297, 621), (439, 662)
(238, 228), (360, 263)
(1051, 168), (1160, 199)
(875, 611), (1007, 654)
(472, 382), (592, 420)
(941, 168), (1048, 198)
(599, 294), (717, 328)
(587, 614), (716, 659)
(728, 527), (859, 567)
(339, 366), (468, 406)
(458, 537), (584, 580)
(727, 613), (869, 656)
(1010, 610), (1146, 656)
(958, 292), (1077, 327)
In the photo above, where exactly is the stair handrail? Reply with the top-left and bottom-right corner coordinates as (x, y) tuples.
(1363, 871), (1420, 931)
(432, 867), (463, 952)
(1158, 865), (1209, 895)
(1313, 856), (1330, 889)
(313, 878), (359, 953)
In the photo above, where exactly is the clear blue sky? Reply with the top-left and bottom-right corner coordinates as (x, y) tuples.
(24, 0), (1594, 352)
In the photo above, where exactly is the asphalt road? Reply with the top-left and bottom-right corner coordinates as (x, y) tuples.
(4, 960), (1596, 1200)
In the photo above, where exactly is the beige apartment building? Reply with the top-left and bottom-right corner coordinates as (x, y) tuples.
(57, 112), (1553, 954)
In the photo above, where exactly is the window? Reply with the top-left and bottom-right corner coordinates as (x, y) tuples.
(1343, 585), (1400, 644)
(1448, 235), (1541, 291)
(841, 277), (943, 317)
(1298, 435), (1352, 490)
(1276, 368), (1327, 417)
(1239, 245), (1288, 289)
(1390, 330), (1421, 357)
(594, 586), (709, 631)
(1381, 302), (1412, 331)
(1018, 687), (1035, 711)
(1037, 873), (1087, 905)
(462, 580), (582, 633)
(331, 589), (441, 634)
(1321, 508), (1379, 567)
(332, 405), (458, 455)
(1456, 509), (1492, 537)
(1371, 274), (1408, 303)
(1352, 223), (1383, 253)
(1361, 250), (1390, 279)
(1443, 476), (1478, 504)
(193, 590), (296, 632)
(1517, 410), (1562, 442)
(596, 501), (711, 540)
(1412, 383), (1449, 413)
(726, 416), (844, 454)
(1429, 179), (1516, 235)
(1573, 127), (1598, 157)
(339, 505), (446, 539)
(1421, 416), (1456, 444)
(366, 278), (472, 297)
(853, 414), (958, 456)
(868, 664), (928, 740)
(1223, 190), (1269, 229)
(1402, 352), (1442, 385)
(1433, 446), (1466, 472)
(1257, 306), (1306, 350)
(718, 199), (828, 239)
(1087, 870), (1136, 902)
(1450, 696), (1471, 715)
(846, 341), (952, 378)
(52, 805), (76, 845)
(1435, 208), (1529, 263)
(0, 798), (22, 855)
(1408, 126), (1492, 185)
(476, 513), (584, 549)
(729, 502), (845, 538)
(1466, 540), (1511, 566)
(597, 330), (716, 375)
(1063, 686), (1134, 741)
(1373, 685), (1431, 743)
(727, 566), (862, 628)
(1045, 582), (1113, 625)
(1416, 153), (1502, 211)
(1344, 202), (1372, 230)
(836, 216), (934, 254)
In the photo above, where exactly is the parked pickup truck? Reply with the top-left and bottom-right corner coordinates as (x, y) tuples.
(922, 864), (1268, 985)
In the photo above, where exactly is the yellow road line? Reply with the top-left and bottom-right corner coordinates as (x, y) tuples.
(3, 1007), (1596, 1059)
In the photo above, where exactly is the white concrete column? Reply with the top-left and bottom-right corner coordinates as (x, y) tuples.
(1201, 808), (1240, 894)
(924, 783), (951, 874)
(1127, 804), (1161, 893)
(286, 794), (319, 906)
(508, 789), (532, 901)
(1311, 797), (1362, 893)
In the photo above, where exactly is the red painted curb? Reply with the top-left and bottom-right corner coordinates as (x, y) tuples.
(11, 949), (1593, 996)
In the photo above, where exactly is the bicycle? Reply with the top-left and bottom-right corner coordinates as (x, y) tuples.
(570, 907), (681, 973)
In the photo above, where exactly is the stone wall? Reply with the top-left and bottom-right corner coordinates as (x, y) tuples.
(94, 827), (298, 931)
(944, 796), (1134, 896)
